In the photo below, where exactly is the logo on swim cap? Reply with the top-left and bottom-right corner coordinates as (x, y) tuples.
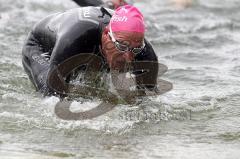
(110, 5), (145, 33)
(111, 15), (128, 22)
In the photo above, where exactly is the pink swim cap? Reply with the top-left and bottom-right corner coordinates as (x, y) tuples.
(110, 5), (145, 33)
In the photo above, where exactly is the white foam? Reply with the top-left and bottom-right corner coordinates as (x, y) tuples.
(70, 100), (102, 112)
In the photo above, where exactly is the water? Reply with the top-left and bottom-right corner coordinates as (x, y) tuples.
(0, 0), (240, 158)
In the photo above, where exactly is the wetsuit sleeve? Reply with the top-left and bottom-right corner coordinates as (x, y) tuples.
(72, 0), (124, 9)
(22, 15), (56, 94)
(72, 0), (104, 6)
(134, 39), (159, 91)
(49, 19), (100, 67)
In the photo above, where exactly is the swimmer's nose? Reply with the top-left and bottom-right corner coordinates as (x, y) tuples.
(122, 52), (134, 62)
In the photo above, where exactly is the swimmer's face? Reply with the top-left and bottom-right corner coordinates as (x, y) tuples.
(102, 30), (144, 71)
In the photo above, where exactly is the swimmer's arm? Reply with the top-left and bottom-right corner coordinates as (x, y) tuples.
(72, 0), (104, 7)
(134, 40), (159, 91)
(72, 0), (128, 9)
(135, 63), (158, 91)
(49, 22), (98, 66)
(31, 15), (57, 59)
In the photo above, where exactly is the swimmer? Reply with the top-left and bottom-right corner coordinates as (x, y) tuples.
(22, 5), (158, 96)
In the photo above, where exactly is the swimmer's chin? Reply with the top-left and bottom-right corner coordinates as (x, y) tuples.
(109, 65), (128, 73)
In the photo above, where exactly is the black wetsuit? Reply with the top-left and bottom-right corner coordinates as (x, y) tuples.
(71, 0), (121, 9)
(72, 0), (104, 7)
(22, 7), (158, 95)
